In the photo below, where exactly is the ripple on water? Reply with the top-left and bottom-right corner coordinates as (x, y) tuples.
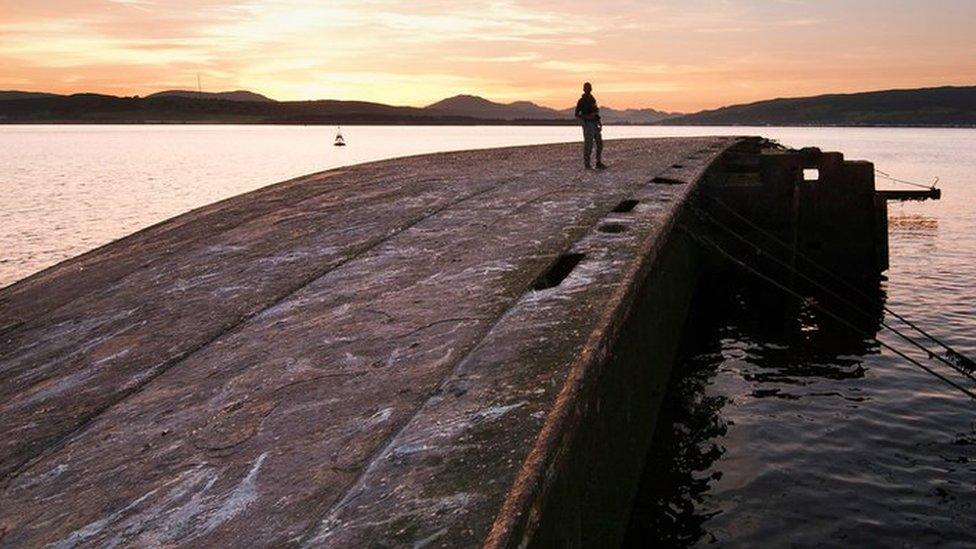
(626, 128), (976, 548)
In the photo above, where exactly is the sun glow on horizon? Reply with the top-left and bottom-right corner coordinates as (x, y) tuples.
(1, 0), (974, 112)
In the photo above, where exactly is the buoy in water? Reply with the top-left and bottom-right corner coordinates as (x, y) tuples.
(334, 126), (346, 147)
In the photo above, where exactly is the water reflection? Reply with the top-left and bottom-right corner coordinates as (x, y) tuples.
(626, 257), (976, 547)
(888, 213), (940, 241)
(624, 343), (729, 546)
(625, 271), (889, 547)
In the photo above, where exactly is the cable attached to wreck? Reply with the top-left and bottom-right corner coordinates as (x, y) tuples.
(689, 204), (976, 386)
(698, 193), (976, 371)
(875, 169), (939, 190)
(679, 225), (976, 403)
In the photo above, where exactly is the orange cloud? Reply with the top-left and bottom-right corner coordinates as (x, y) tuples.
(1, 0), (974, 111)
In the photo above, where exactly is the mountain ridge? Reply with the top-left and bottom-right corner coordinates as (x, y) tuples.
(1, 86), (973, 126)
(662, 85), (976, 126)
(0, 91), (63, 100)
(146, 90), (276, 102)
(0, 90), (674, 124)
(426, 94), (677, 123)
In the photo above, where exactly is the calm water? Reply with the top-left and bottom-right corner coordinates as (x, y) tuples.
(2, 125), (975, 545)
(625, 130), (976, 546)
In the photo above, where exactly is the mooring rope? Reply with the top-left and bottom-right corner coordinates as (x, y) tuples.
(680, 225), (976, 403)
(689, 204), (976, 386)
(699, 193), (976, 371)
(875, 169), (939, 190)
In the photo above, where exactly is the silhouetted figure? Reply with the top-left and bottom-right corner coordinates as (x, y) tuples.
(575, 82), (606, 169)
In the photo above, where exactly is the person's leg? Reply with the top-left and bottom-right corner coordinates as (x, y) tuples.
(594, 127), (604, 165)
(582, 122), (594, 167)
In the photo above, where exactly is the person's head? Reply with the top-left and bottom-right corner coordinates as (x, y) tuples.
(583, 82), (592, 93)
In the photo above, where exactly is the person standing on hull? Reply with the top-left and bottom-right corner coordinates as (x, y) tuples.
(575, 81), (607, 170)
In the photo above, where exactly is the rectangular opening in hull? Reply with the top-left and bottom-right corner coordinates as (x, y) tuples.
(612, 200), (640, 213)
(532, 253), (585, 290)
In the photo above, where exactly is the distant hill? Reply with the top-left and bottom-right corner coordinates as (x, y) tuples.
(0, 90), (664, 125)
(0, 92), (559, 125)
(145, 90), (276, 102)
(426, 95), (560, 119)
(559, 106), (676, 125)
(3, 86), (972, 126)
(426, 94), (677, 123)
(664, 86), (976, 127)
(0, 91), (63, 100)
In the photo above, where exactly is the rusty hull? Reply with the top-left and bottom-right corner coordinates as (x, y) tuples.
(0, 137), (743, 547)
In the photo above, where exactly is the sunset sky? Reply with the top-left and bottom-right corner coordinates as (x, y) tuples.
(1, 0), (974, 112)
